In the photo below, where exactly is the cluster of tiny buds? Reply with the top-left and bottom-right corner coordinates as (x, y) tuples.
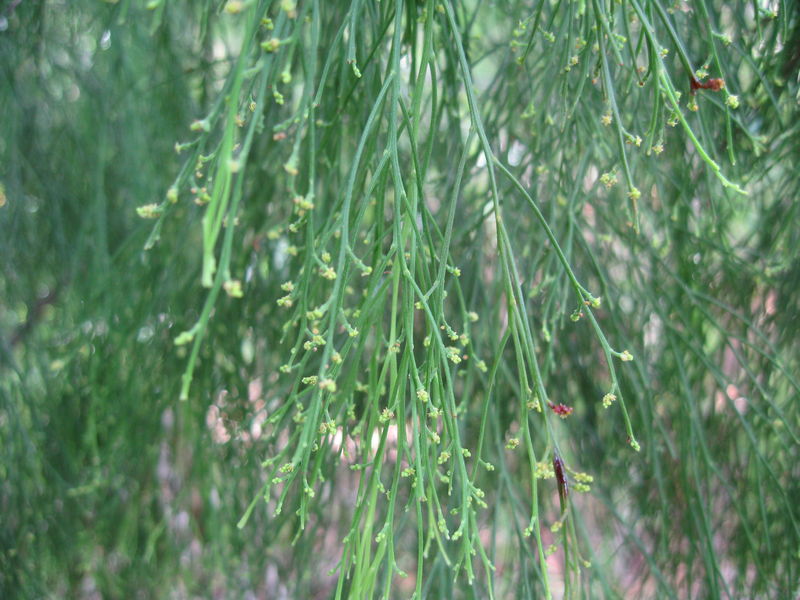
(223, 279), (243, 298)
(293, 195), (314, 211)
(564, 55), (579, 73)
(136, 204), (162, 219)
(260, 38), (281, 52)
(584, 296), (601, 308)
(569, 474), (590, 492)
(534, 461), (554, 479)
(280, 0), (297, 18)
(303, 333), (325, 351)
(441, 324), (460, 342)
(318, 378), (336, 393)
(445, 347), (463, 364)
(317, 420), (336, 435)
(223, 1), (245, 14)
(548, 401), (574, 418)
(625, 133), (643, 147)
(379, 407), (394, 423)
(277, 294), (293, 307)
(306, 307), (324, 320)
(600, 172), (618, 189)
(319, 266), (337, 280)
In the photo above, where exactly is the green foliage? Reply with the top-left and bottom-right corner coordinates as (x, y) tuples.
(1, 1), (798, 598)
